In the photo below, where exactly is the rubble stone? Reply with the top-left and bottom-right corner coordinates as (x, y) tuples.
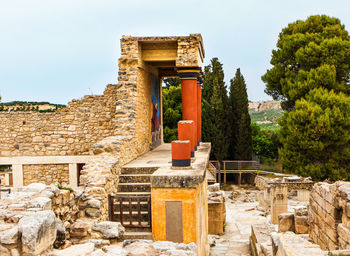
(278, 213), (295, 232)
(92, 221), (125, 239)
(70, 221), (91, 238)
(18, 210), (57, 255)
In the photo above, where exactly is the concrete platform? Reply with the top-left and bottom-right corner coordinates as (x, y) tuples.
(123, 142), (211, 188)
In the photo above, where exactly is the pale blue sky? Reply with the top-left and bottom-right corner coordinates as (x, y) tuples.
(0, 0), (349, 104)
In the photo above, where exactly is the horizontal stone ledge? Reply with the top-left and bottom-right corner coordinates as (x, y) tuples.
(0, 155), (96, 165)
(151, 169), (206, 188)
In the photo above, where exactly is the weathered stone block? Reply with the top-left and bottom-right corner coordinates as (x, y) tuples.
(28, 196), (52, 210)
(92, 221), (125, 239)
(85, 209), (101, 218)
(0, 225), (18, 244)
(278, 213), (294, 232)
(294, 216), (309, 234)
(70, 221), (91, 238)
(208, 202), (225, 235)
(270, 185), (288, 224)
(18, 210), (57, 255)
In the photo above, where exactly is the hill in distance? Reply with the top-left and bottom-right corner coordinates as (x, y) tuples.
(249, 100), (283, 130)
(0, 101), (66, 113)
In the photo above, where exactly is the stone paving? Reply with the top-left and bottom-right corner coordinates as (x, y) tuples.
(210, 187), (271, 256)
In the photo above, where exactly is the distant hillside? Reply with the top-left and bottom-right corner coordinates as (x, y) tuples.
(249, 100), (283, 130)
(0, 101), (66, 113)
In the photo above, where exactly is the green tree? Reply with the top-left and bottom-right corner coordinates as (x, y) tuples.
(202, 58), (230, 161)
(279, 88), (350, 181)
(229, 68), (252, 160)
(262, 15), (350, 181)
(210, 78), (229, 162)
(262, 15), (350, 110)
(202, 58), (226, 144)
(162, 78), (182, 143)
(251, 123), (278, 159)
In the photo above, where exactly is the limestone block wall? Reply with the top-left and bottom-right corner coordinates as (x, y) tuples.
(309, 181), (350, 250)
(176, 34), (204, 67)
(23, 164), (69, 186)
(0, 85), (119, 157)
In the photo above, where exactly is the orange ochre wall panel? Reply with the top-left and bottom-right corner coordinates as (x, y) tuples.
(151, 181), (208, 255)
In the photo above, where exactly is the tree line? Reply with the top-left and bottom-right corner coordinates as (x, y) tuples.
(162, 60), (267, 163)
(165, 14), (350, 182)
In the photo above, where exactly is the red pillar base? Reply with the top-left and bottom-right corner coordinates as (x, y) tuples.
(178, 120), (195, 157)
(171, 140), (191, 167)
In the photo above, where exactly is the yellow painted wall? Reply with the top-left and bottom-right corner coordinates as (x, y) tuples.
(151, 178), (209, 255)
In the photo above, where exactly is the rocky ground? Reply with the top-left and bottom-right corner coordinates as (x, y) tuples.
(210, 185), (270, 256)
(45, 240), (197, 256)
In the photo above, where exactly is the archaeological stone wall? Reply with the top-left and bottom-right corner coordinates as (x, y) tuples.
(23, 164), (69, 186)
(309, 181), (350, 250)
(0, 85), (119, 157)
(0, 34), (205, 223)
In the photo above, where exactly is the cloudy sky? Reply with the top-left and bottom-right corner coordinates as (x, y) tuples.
(0, 0), (349, 104)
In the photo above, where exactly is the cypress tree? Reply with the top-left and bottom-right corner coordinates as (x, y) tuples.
(210, 78), (229, 162)
(202, 58), (230, 160)
(229, 68), (252, 160)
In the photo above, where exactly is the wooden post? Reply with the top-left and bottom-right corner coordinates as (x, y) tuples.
(224, 161), (226, 184)
(108, 194), (113, 221)
(218, 161), (221, 185)
(238, 171), (242, 185)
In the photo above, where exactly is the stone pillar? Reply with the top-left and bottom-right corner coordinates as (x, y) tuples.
(178, 120), (195, 157)
(12, 164), (23, 188)
(270, 184), (288, 224)
(177, 67), (201, 151)
(69, 163), (78, 189)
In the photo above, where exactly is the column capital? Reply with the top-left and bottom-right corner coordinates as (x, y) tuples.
(176, 67), (202, 79)
(197, 72), (204, 84)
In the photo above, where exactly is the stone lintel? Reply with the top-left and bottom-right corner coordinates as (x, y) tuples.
(0, 155), (95, 165)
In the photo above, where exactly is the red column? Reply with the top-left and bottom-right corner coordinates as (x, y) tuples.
(178, 120), (195, 157)
(171, 140), (191, 167)
(177, 67), (201, 151)
(197, 80), (202, 145)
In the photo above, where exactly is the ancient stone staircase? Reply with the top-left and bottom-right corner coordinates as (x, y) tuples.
(115, 167), (157, 240)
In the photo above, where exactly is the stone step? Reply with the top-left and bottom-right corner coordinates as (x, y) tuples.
(121, 167), (157, 175)
(123, 231), (153, 240)
(117, 183), (151, 192)
(119, 174), (151, 183)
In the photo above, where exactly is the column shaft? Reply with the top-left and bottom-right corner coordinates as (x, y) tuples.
(181, 79), (198, 150)
(197, 82), (202, 144)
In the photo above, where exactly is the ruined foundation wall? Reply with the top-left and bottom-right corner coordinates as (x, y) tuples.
(0, 85), (119, 157)
(309, 181), (350, 250)
(23, 164), (69, 186)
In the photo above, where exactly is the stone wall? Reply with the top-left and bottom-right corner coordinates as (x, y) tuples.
(309, 181), (350, 250)
(0, 34), (206, 223)
(0, 183), (125, 255)
(23, 164), (69, 186)
(208, 184), (226, 235)
(0, 85), (119, 157)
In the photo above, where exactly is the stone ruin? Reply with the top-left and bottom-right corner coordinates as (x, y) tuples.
(1, 33), (350, 256)
(249, 174), (350, 256)
(0, 34), (209, 255)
